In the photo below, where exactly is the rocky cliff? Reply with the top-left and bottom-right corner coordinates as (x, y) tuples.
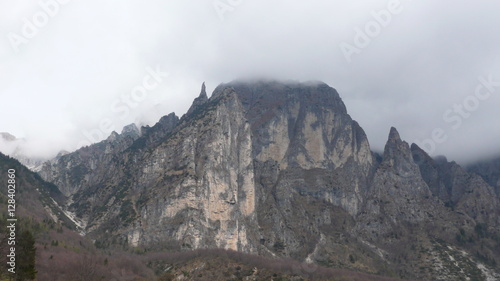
(39, 81), (499, 280)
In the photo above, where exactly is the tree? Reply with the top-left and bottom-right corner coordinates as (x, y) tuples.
(16, 230), (37, 280)
(70, 255), (100, 281)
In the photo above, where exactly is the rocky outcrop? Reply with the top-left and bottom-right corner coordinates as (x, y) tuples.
(39, 123), (143, 197)
(353, 128), (499, 280)
(186, 82), (208, 116)
(39, 81), (500, 280)
(137, 112), (179, 149)
(360, 128), (435, 231)
(467, 156), (500, 197)
(412, 144), (498, 227)
(121, 123), (140, 138)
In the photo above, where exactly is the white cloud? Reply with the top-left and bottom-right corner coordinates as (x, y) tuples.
(0, 0), (499, 163)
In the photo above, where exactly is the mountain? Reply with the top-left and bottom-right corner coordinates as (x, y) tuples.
(0, 132), (16, 141)
(466, 156), (500, 197)
(0, 152), (68, 225)
(40, 123), (143, 198)
(3, 152), (390, 281)
(39, 81), (499, 280)
(0, 152), (162, 280)
(0, 132), (48, 171)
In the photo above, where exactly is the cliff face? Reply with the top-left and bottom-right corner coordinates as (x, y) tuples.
(128, 88), (259, 252)
(39, 81), (499, 280)
(354, 129), (499, 280)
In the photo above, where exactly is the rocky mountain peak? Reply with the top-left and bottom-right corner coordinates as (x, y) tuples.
(382, 126), (413, 167)
(388, 126), (401, 142)
(215, 80), (347, 115)
(156, 113), (178, 134)
(158, 112), (178, 124)
(467, 156), (500, 196)
(121, 123), (140, 138)
(106, 131), (120, 142)
(132, 112), (180, 151)
(200, 81), (207, 97)
(55, 150), (69, 158)
(36, 80), (500, 280)
(186, 82), (209, 115)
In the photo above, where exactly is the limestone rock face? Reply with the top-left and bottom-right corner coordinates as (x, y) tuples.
(129, 88), (259, 252)
(39, 81), (499, 280)
(226, 81), (373, 216)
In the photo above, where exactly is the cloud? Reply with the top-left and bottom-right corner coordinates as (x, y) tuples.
(0, 0), (499, 164)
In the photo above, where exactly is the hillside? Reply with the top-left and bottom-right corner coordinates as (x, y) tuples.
(0, 152), (414, 281)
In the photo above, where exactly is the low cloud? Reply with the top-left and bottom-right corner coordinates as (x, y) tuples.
(1, 0), (499, 164)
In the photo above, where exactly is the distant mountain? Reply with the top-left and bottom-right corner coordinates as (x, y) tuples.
(39, 81), (499, 281)
(0, 132), (16, 141)
(0, 132), (47, 171)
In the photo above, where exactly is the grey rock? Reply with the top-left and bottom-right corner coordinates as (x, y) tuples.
(467, 156), (500, 197)
(38, 81), (500, 280)
(186, 82), (209, 116)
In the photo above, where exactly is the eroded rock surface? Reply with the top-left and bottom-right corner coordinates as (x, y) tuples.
(40, 81), (499, 280)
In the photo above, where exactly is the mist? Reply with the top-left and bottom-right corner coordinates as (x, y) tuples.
(1, 0), (499, 164)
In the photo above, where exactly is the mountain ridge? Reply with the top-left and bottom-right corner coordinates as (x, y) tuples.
(37, 80), (499, 280)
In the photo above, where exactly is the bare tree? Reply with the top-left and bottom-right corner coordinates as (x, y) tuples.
(69, 255), (101, 281)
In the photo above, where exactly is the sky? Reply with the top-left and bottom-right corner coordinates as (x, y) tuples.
(1, 0), (499, 164)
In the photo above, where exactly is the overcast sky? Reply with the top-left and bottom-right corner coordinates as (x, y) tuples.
(1, 0), (499, 164)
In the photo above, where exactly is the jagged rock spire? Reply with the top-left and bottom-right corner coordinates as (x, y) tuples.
(388, 126), (401, 142)
(383, 127), (406, 157)
(382, 126), (415, 171)
(200, 82), (207, 98)
(186, 82), (209, 115)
